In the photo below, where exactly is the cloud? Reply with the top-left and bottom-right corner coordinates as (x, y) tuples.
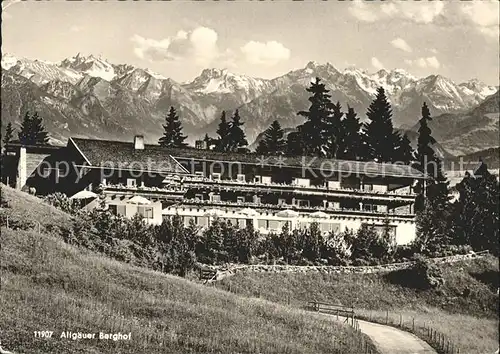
(132, 27), (290, 68)
(131, 27), (219, 65)
(461, 1), (499, 39)
(371, 57), (385, 70)
(70, 25), (83, 33)
(405, 56), (441, 69)
(349, 1), (444, 24)
(390, 38), (412, 53)
(240, 41), (291, 66)
(348, 2), (378, 22)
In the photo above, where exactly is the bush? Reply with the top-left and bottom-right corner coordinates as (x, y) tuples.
(412, 254), (445, 289)
(44, 193), (80, 214)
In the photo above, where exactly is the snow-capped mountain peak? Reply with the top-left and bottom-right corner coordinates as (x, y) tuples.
(60, 53), (116, 81)
(1, 53), (18, 70)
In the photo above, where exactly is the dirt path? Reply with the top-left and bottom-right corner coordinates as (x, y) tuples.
(324, 314), (437, 354)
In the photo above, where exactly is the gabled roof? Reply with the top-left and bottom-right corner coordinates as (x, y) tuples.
(69, 138), (188, 174)
(68, 137), (427, 179)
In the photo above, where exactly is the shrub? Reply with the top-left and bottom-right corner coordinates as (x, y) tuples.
(412, 254), (445, 289)
(44, 192), (80, 214)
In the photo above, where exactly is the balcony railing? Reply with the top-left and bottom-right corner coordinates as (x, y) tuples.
(181, 176), (415, 199)
(179, 198), (415, 217)
(99, 183), (186, 195)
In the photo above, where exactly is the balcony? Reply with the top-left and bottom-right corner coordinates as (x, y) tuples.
(181, 176), (416, 201)
(179, 197), (415, 219)
(98, 183), (186, 199)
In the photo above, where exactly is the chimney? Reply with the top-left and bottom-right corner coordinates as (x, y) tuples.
(134, 135), (144, 150)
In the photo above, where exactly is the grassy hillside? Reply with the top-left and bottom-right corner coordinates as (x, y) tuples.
(216, 258), (499, 354)
(0, 186), (374, 354)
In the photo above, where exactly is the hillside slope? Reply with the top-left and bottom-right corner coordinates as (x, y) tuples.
(0, 186), (370, 354)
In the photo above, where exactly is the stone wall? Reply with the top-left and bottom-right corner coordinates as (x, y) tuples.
(203, 251), (490, 280)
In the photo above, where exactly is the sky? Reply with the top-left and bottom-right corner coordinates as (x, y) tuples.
(2, 0), (499, 85)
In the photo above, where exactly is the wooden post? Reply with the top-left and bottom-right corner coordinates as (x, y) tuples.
(386, 310), (388, 324)
(412, 318), (415, 332)
(399, 313), (402, 327)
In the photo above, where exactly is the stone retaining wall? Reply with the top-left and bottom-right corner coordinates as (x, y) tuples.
(203, 251), (489, 280)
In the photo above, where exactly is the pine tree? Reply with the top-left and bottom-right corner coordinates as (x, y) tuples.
(215, 111), (231, 152)
(393, 132), (414, 164)
(227, 109), (248, 152)
(361, 87), (397, 162)
(337, 106), (362, 160)
(256, 120), (286, 155)
(325, 101), (344, 158)
(158, 106), (188, 148)
(18, 112), (50, 145)
(4, 122), (14, 147)
(297, 77), (335, 157)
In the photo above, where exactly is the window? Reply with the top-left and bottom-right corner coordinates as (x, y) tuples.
(195, 171), (204, 178)
(268, 220), (280, 230)
(211, 194), (221, 202)
(198, 216), (209, 227)
(254, 176), (262, 183)
(138, 206), (153, 219)
(253, 195), (261, 204)
(117, 205), (126, 215)
(293, 178), (310, 187)
(278, 198), (286, 205)
(257, 219), (267, 229)
(363, 184), (374, 191)
(237, 174), (246, 182)
(237, 196), (245, 203)
(127, 178), (137, 187)
(195, 194), (204, 201)
(261, 176), (272, 184)
(108, 204), (117, 215)
(211, 173), (221, 181)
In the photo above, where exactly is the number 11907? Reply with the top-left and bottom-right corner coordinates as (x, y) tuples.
(34, 331), (54, 338)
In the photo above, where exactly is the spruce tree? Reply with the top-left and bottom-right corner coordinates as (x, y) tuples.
(158, 106), (188, 148)
(297, 77), (334, 157)
(453, 162), (499, 255)
(393, 132), (414, 164)
(215, 111), (231, 152)
(286, 131), (305, 156)
(338, 106), (362, 160)
(18, 112), (50, 145)
(413, 102), (451, 253)
(361, 87), (397, 162)
(227, 109), (248, 152)
(256, 120), (286, 155)
(325, 101), (344, 158)
(4, 122), (14, 147)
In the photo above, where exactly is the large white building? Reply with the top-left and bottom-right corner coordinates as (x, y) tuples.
(19, 135), (428, 245)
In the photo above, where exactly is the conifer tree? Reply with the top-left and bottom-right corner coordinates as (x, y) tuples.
(227, 109), (248, 152)
(413, 102), (451, 253)
(325, 101), (344, 158)
(286, 131), (304, 156)
(297, 77), (334, 157)
(393, 132), (414, 164)
(256, 120), (286, 155)
(337, 106), (362, 160)
(158, 106), (188, 148)
(215, 111), (231, 152)
(4, 122), (14, 147)
(453, 162), (499, 255)
(18, 112), (50, 145)
(361, 87), (397, 162)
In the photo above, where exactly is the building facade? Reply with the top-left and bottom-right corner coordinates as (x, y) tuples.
(25, 135), (427, 245)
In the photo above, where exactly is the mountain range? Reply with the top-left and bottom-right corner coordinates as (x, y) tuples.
(1, 53), (498, 156)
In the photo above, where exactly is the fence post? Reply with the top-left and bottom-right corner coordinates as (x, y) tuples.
(399, 313), (402, 327)
(412, 318), (415, 332)
(386, 310), (388, 324)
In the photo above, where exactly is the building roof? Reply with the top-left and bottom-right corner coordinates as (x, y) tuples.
(69, 138), (188, 174)
(69, 137), (427, 179)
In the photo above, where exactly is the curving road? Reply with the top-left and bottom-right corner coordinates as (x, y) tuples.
(323, 314), (437, 354)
